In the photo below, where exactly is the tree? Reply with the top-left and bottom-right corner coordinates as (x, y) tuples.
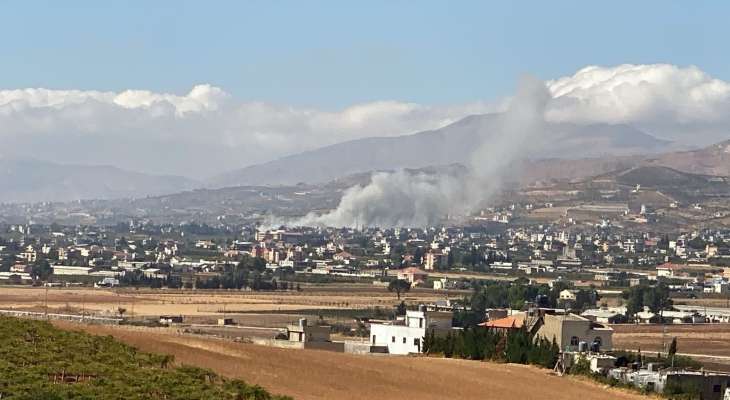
(668, 336), (677, 358)
(118, 307), (127, 318)
(396, 301), (407, 316)
(388, 279), (411, 300)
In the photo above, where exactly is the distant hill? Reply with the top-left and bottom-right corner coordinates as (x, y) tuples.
(519, 139), (730, 186)
(0, 158), (199, 203)
(614, 166), (711, 188)
(209, 114), (671, 187)
(646, 139), (730, 176)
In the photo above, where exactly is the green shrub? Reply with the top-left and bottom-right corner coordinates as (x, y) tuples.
(0, 316), (292, 400)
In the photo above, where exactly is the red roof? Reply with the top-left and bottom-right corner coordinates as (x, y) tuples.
(478, 315), (524, 329)
(400, 267), (427, 275)
(657, 262), (683, 270)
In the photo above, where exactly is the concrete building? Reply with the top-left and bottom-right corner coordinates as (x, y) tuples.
(397, 267), (428, 285)
(52, 265), (92, 276)
(287, 318), (332, 343)
(535, 313), (613, 351)
(370, 307), (453, 355)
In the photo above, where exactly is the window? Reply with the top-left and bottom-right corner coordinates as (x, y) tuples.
(713, 385), (721, 393)
(403, 337), (406, 344)
(593, 337), (602, 346)
(570, 336), (579, 346)
(372, 335), (376, 344)
(414, 338), (420, 347)
(391, 336), (395, 343)
(419, 318), (423, 328)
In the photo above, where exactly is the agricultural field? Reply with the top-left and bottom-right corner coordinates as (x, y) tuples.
(55, 322), (647, 400)
(0, 317), (289, 400)
(0, 285), (447, 321)
(612, 323), (730, 371)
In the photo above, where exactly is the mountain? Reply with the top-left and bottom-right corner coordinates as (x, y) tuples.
(646, 139), (730, 176)
(519, 139), (730, 186)
(0, 158), (199, 203)
(209, 113), (671, 187)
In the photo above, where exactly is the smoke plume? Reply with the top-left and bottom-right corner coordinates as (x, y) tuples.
(290, 76), (550, 228)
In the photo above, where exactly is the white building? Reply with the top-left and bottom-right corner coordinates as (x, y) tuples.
(369, 307), (453, 355)
(52, 265), (92, 276)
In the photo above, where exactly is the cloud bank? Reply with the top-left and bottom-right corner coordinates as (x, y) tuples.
(546, 64), (730, 141)
(1, 63), (729, 180)
(0, 86), (495, 178)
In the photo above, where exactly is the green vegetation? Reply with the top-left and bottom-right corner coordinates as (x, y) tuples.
(622, 283), (672, 317)
(387, 279), (411, 300)
(0, 317), (291, 400)
(423, 327), (559, 369)
(455, 279), (597, 327)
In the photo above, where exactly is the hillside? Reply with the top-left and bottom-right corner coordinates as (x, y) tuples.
(209, 114), (670, 187)
(58, 322), (647, 400)
(647, 139), (730, 176)
(0, 316), (289, 399)
(0, 158), (199, 203)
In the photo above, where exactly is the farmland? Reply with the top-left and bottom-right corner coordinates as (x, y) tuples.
(54, 321), (647, 400)
(0, 285), (448, 320)
(612, 323), (730, 371)
(0, 317), (289, 400)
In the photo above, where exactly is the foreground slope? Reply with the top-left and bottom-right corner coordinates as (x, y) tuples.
(59, 322), (647, 400)
(0, 317), (288, 400)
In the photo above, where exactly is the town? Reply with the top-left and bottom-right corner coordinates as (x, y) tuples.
(3, 217), (730, 399)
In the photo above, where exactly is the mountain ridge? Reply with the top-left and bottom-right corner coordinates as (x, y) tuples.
(208, 113), (672, 188)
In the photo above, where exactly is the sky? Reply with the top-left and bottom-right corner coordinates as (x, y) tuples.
(2, 1), (728, 107)
(1, 1), (730, 179)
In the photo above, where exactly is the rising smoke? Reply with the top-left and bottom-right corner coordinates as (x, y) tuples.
(290, 76), (551, 228)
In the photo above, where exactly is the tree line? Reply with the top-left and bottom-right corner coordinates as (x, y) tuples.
(422, 326), (560, 369)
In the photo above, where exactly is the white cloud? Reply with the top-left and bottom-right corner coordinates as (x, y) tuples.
(546, 64), (730, 140)
(0, 86), (496, 178)
(2, 63), (730, 179)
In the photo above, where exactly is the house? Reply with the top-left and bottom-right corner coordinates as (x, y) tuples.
(635, 307), (662, 324)
(333, 251), (354, 261)
(423, 250), (444, 270)
(559, 289), (578, 302)
(656, 262), (683, 278)
(581, 308), (626, 324)
(287, 318), (331, 343)
(0, 271), (33, 283)
(478, 314), (541, 334)
(536, 313), (613, 351)
(10, 264), (31, 274)
(480, 311), (613, 352)
(397, 267), (428, 285)
(195, 240), (217, 250)
(370, 307), (453, 355)
(433, 278), (453, 290)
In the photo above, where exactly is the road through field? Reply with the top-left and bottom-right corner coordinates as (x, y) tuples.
(54, 322), (646, 400)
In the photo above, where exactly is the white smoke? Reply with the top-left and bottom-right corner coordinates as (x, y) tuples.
(290, 76), (550, 228)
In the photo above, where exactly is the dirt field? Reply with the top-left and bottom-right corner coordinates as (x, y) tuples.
(54, 322), (646, 400)
(612, 323), (730, 371)
(0, 285), (446, 319)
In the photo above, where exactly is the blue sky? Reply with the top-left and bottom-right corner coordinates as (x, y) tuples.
(2, 1), (727, 108)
